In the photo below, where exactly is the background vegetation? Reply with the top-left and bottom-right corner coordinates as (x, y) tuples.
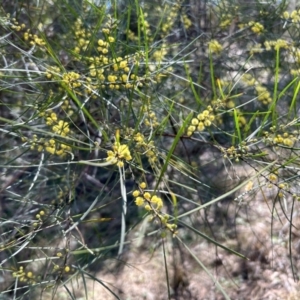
(1, 0), (300, 299)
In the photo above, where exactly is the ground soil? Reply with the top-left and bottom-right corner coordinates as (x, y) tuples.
(49, 171), (300, 300)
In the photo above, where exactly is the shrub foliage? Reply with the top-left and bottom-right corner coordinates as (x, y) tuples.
(1, 0), (300, 299)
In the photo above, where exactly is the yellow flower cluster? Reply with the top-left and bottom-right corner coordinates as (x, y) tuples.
(132, 182), (177, 234)
(12, 266), (36, 284)
(182, 14), (192, 29)
(149, 44), (173, 80)
(10, 18), (26, 31)
(27, 111), (72, 157)
(288, 47), (300, 75)
(35, 210), (46, 223)
(264, 39), (289, 51)
(9, 19), (46, 47)
(249, 43), (263, 55)
(291, 69), (300, 76)
(126, 29), (137, 41)
(112, 57), (130, 73)
(138, 12), (151, 37)
(152, 44), (168, 62)
(291, 48), (300, 64)
(70, 15), (153, 91)
(43, 138), (70, 156)
(282, 10), (300, 23)
(45, 66), (61, 79)
(133, 183), (163, 211)
(249, 21), (264, 34)
(220, 19), (232, 29)
(277, 182), (293, 199)
(242, 74), (256, 86)
(144, 109), (159, 127)
(45, 112), (70, 137)
(208, 40), (223, 54)
(127, 1), (190, 41)
(263, 127), (298, 149)
(242, 74), (272, 105)
(255, 84), (272, 105)
(134, 132), (158, 164)
(187, 106), (215, 136)
(236, 109), (247, 127)
(272, 132), (296, 147)
(123, 3), (185, 81)
(268, 172), (278, 182)
(62, 71), (81, 89)
(221, 143), (250, 161)
(61, 99), (74, 117)
(21, 27), (46, 46)
(214, 4), (238, 29)
(161, 3), (180, 34)
(51, 263), (72, 274)
(26, 134), (38, 151)
(97, 38), (110, 54)
(106, 140), (132, 167)
(73, 18), (91, 53)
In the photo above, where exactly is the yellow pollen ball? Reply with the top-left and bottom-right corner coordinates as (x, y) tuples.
(64, 266), (70, 272)
(135, 197), (144, 206)
(132, 190), (140, 197)
(139, 182), (147, 189)
(143, 192), (151, 200)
